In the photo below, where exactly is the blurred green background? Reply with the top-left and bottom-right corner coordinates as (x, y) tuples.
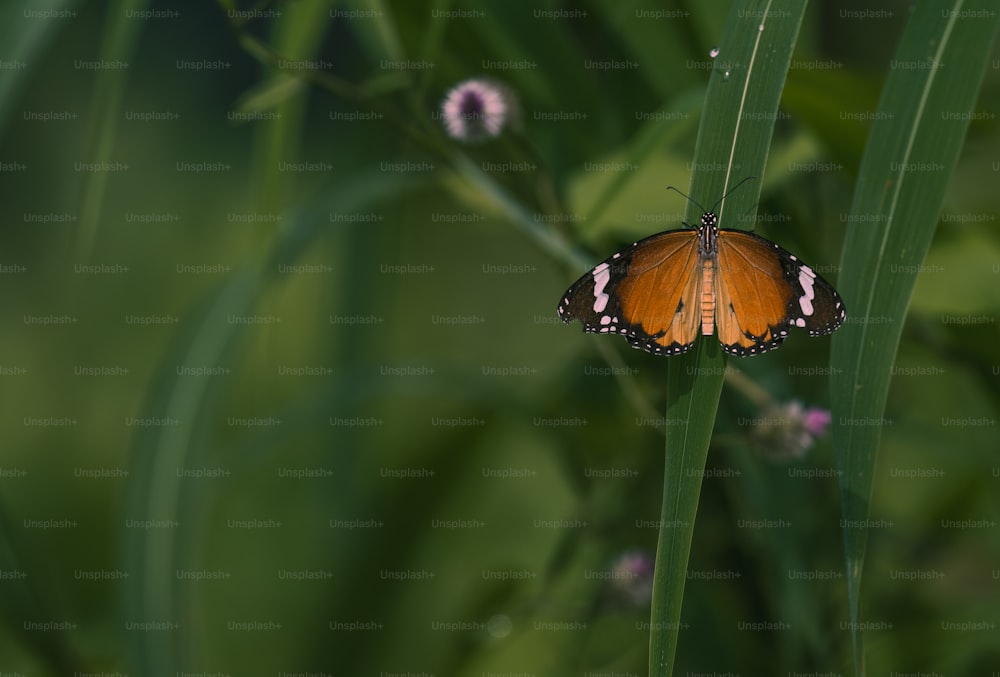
(0, 0), (998, 674)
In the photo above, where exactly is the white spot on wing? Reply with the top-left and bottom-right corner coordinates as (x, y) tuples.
(797, 265), (816, 316)
(592, 262), (611, 313)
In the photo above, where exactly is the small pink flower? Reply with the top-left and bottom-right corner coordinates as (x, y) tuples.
(608, 550), (654, 606)
(753, 401), (832, 461)
(803, 406), (832, 438)
(440, 78), (516, 142)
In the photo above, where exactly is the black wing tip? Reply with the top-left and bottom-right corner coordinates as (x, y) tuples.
(805, 302), (847, 336)
(556, 299), (575, 324)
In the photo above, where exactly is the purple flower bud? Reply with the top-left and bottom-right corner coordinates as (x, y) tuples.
(752, 401), (832, 461)
(441, 78), (516, 142)
(609, 549), (655, 606)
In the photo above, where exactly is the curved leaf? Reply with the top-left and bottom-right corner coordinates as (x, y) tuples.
(650, 1), (808, 675)
(830, 2), (1000, 675)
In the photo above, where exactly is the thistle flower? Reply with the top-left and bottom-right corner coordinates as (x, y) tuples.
(608, 549), (655, 607)
(440, 78), (517, 143)
(752, 400), (832, 461)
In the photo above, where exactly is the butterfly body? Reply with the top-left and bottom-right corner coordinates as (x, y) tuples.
(557, 212), (845, 357)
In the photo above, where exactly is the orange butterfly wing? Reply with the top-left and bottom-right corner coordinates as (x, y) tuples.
(557, 231), (703, 355)
(558, 213), (846, 358)
(715, 230), (845, 356)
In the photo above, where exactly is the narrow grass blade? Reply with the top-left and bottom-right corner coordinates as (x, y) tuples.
(75, 0), (149, 259)
(829, 3), (1000, 675)
(0, 0), (80, 130)
(649, 2), (808, 675)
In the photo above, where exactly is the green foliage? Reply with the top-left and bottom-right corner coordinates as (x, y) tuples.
(832, 3), (1000, 674)
(650, 3), (809, 675)
(0, 1), (998, 675)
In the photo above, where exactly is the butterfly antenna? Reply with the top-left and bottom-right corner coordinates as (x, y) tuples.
(667, 176), (758, 216)
(710, 176), (757, 213)
(665, 186), (708, 214)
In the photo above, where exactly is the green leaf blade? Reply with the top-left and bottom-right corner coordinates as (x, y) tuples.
(649, 2), (808, 675)
(830, 2), (1000, 674)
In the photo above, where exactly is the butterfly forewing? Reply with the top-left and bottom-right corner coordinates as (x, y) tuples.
(714, 231), (796, 355)
(714, 230), (844, 355)
(557, 231), (703, 355)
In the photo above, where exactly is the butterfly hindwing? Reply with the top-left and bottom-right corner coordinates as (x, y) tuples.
(557, 231), (702, 355)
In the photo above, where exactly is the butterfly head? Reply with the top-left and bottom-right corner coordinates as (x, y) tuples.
(697, 211), (720, 257)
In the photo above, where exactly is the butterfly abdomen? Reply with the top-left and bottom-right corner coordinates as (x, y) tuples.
(700, 257), (716, 337)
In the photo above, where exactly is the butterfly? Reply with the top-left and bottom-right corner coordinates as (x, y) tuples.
(557, 189), (845, 357)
